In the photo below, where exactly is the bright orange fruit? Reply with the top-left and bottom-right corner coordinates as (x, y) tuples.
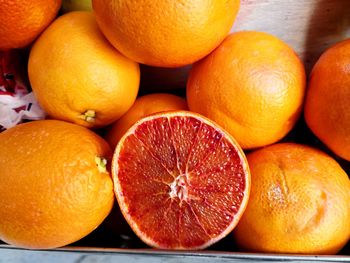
(28, 12), (140, 128)
(0, 120), (114, 249)
(105, 93), (188, 148)
(112, 111), (250, 249)
(187, 31), (306, 149)
(0, 0), (61, 50)
(305, 39), (350, 161)
(233, 143), (350, 254)
(92, 0), (240, 67)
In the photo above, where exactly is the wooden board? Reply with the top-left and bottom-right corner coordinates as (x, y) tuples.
(141, 0), (350, 90)
(234, 0), (350, 71)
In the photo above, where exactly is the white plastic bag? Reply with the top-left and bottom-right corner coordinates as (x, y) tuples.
(0, 82), (46, 130)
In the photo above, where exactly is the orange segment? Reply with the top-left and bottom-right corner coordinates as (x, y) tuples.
(186, 122), (223, 172)
(168, 115), (202, 175)
(117, 135), (174, 197)
(133, 117), (178, 175)
(188, 138), (247, 237)
(113, 111), (250, 249)
(105, 93), (188, 149)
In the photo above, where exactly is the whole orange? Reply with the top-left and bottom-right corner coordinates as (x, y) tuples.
(304, 39), (350, 161)
(0, 0), (61, 50)
(0, 120), (114, 249)
(28, 12), (140, 128)
(187, 31), (306, 149)
(92, 0), (240, 67)
(105, 93), (188, 148)
(233, 143), (350, 254)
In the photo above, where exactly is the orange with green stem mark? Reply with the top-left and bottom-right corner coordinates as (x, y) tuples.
(79, 110), (97, 123)
(28, 12), (140, 128)
(0, 120), (114, 249)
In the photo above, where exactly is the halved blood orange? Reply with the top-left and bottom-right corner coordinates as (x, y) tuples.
(112, 111), (250, 249)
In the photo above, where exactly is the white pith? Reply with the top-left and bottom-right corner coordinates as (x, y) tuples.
(169, 174), (189, 201)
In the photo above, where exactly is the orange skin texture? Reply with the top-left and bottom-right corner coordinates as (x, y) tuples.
(105, 93), (188, 149)
(187, 31), (306, 150)
(28, 12), (140, 128)
(233, 143), (350, 254)
(0, 120), (114, 249)
(0, 0), (61, 50)
(304, 39), (350, 161)
(92, 0), (240, 67)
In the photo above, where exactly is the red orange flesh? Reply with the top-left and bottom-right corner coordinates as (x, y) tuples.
(112, 111), (250, 249)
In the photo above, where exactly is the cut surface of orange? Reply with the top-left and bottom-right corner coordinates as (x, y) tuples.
(105, 93), (188, 148)
(112, 111), (250, 249)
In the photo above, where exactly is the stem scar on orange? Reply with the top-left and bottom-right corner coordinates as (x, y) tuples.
(0, 120), (114, 249)
(28, 12), (140, 128)
(112, 111), (250, 249)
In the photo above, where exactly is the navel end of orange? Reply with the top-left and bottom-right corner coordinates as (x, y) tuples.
(95, 156), (108, 173)
(79, 110), (96, 123)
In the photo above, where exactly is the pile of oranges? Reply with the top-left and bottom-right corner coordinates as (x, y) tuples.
(0, 0), (349, 255)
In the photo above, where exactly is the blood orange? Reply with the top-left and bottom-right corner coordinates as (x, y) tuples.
(112, 111), (250, 249)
